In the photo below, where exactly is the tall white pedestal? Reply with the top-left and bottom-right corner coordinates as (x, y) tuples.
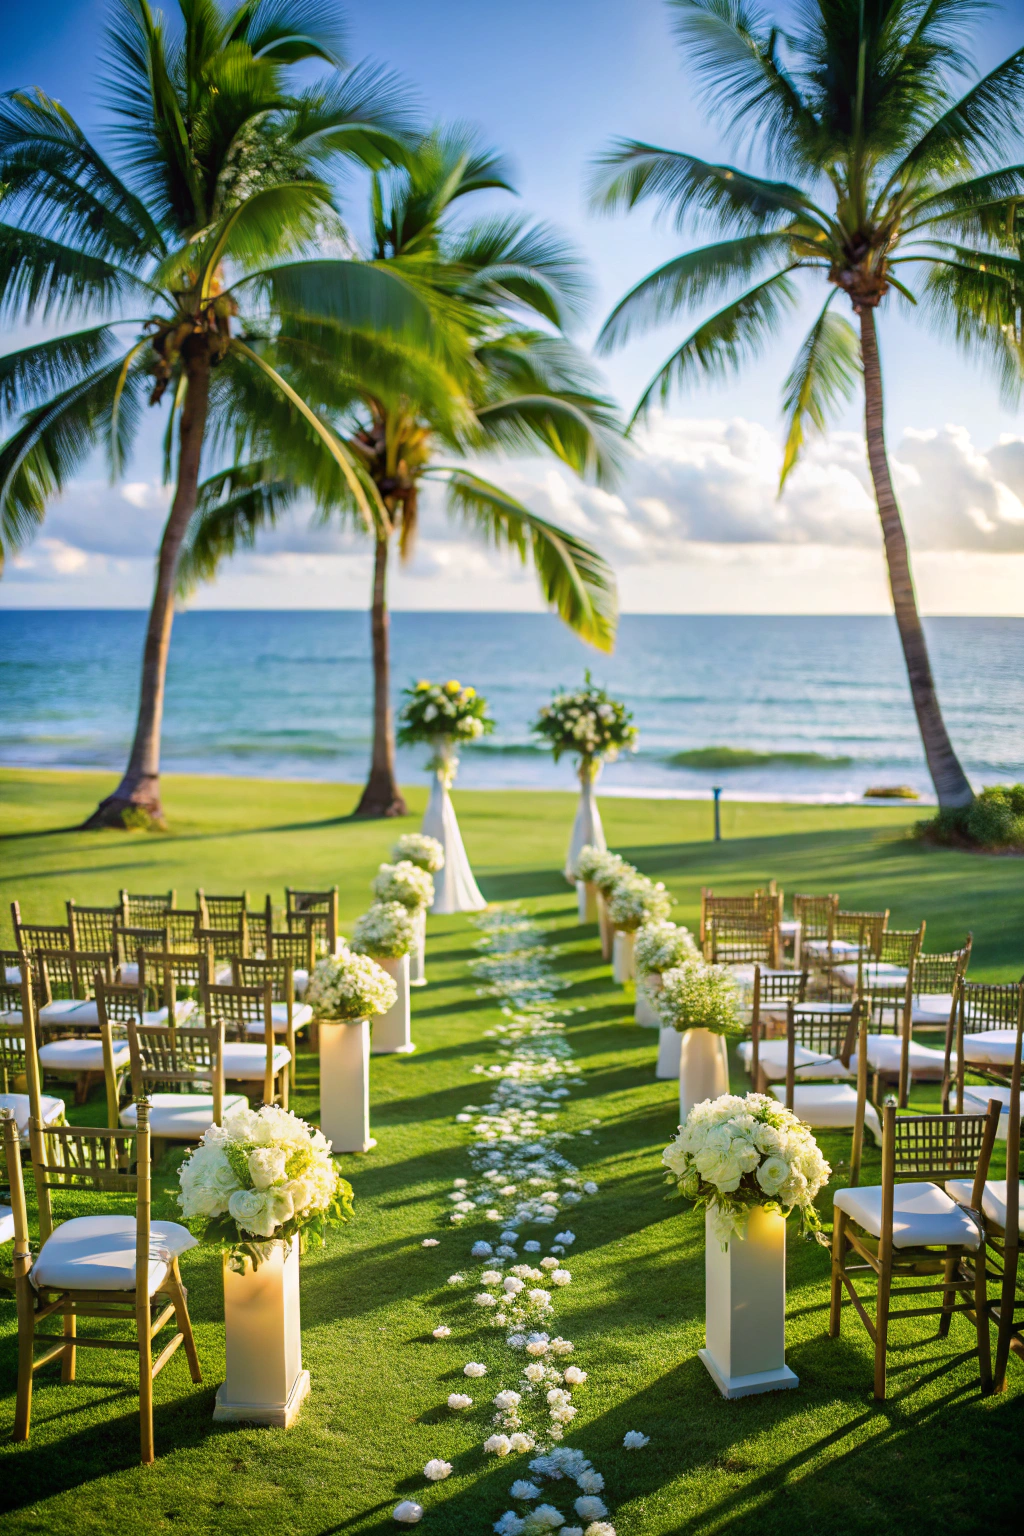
(598, 894), (613, 961)
(656, 1024), (682, 1079)
(319, 1018), (375, 1153)
(372, 954), (414, 1054)
(214, 1236), (310, 1427)
(699, 1206), (798, 1399)
(612, 929), (635, 984)
(635, 976), (660, 1028)
(564, 765), (605, 884)
(409, 907), (427, 987)
(576, 880), (598, 923)
(679, 1027), (730, 1120)
(423, 761), (486, 913)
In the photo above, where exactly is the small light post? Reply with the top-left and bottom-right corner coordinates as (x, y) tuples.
(712, 786), (723, 842)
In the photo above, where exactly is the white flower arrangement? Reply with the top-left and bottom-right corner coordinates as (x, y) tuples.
(176, 1104), (353, 1269)
(663, 1091), (832, 1243)
(372, 860), (435, 911)
(533, 677), (638, 766)
(392, 832), (446, 873)
(606, 875), (672, 933)
(633, 920), (698, 977)
(423, 1458), (452, 1481)
(398, 678), (495, 746)
(655, 959), (743, 1036)
(571, 846), (634, 892)
(622, 1432), (649, 1449)
(306, 948), (398, 1020)
(350, 900), (417, 959)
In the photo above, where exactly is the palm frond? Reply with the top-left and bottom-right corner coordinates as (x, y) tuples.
(290, 61), (420, 172)
(0, 327), (122, 421)
(0, 225), (154, 324)
(447, 215), (591, 327)
(896, 42), (1024, 180)
(779, 296), (860, 486)
(176, 460), (299, 593)
(232, 0), (346, 65)
(431, 467), (619, 652)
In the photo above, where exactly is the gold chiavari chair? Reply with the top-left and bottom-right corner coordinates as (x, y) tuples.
(66, 900), (120, 958)
(268, 920), (316, 991)
(779, 1002), (875, 1178)
(137, 948), (211, 1023)
(163, 909), (203, 952)
(286, 886), (339, 957)
(4, 1103), (201, 1464)
(114, 921), (170, 986)
(90, 976), (147, 1127)
(11, 903), (71, 960)
(31, 948), (122, 1107)
(947, 979), (1024, 1126)
(909, 938), (973, 1037)
(202, 978), (288, 1109)
(196, 916), (250, 978)
(197, 891), (248, 928)
(830, 1100), (1001, 1397)
(738, 964), (808, 1083)
(245, 896), (274, 957)
(119, 889), (176, 926)
(792, 893), (839, 948)
(122, 1004), (243, 1147)
(233, 955), (312, 1089)
(0, 975), (65, 1143)
(699, 889), (770, 946)
(705, 913), (781, 970)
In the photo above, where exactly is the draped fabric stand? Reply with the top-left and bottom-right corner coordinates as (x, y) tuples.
(564, 757), (606, 884)
(421, 740), (486, 915)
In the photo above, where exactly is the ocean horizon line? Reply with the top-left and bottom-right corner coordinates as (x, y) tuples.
(2, 606), (1022, 620)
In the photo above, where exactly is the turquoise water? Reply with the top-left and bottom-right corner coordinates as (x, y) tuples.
(1, 610), (1022, 801)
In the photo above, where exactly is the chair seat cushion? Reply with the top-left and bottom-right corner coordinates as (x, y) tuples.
(243, 1003), (313, 1036)
(760, 999), (853, 1023)
(803, 939), (863, 961)
(118, 962), (139, 986)
(0, 1092), (65, 1140)
(834, 1181), (982, 1249)
(910, 993), (955, 1026)
(738, 1039), (852, 1081)
(4, 965), (21, 985)
(120, 1092), (248, 1138)
(946, 1177), (1024, 1235)
(768, 1084), (882, 1144)
(39, 999), (102, 1025)
(38, 1037), (131, 1072)
(962, 1029), (1018, 1066)
(855, 1035), (947, 1076)
(959, 1086), (1013, 1139)
(833, 962), (908, 989)
(293, 968), (309, 997)
(222, 1043), (291, 1079)
(31, 1214), (197, 1294)
(0, 1205), (14, 1244)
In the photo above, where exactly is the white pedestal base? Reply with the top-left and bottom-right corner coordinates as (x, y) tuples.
(612, 929), (635, 984)
(319, 1018), (374, 1152)
(598, 894), (613, 961)
(564, 768), (605, 884)
(423, 760), (486, 913)
(214, 1237), (311, 1427)
(701, 1206), (797, 1399)
(679, 1028), (730, 1121)
(635, 976), (660, 1028)
(656, 1024), (682, 1079)
(372, 954), (414, 1053)
(409, 909), (427, 987)
(576, 880), (598, 923)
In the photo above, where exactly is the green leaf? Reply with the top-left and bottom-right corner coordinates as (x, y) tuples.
(0, 326), (121, 419)
(779, 297), (860, 487)
(177, 461), (298, 593)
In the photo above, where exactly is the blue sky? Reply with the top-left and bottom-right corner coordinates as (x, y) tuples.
(4, 0), (1024, 613)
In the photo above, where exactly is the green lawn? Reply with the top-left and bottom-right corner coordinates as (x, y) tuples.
(0, 768), (1021, 1534)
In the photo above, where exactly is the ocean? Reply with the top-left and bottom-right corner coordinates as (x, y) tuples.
(1, 610), (1022, 803)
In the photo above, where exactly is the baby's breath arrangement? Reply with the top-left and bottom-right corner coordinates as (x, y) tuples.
(656, 959), (743, 1036)
(306, 949), (398, 1020)
(533, 675), (638, 765)
(571, 846), (635, 893)
(351, 901), (417, 959)
(634, 919), (699, 976)
(372, 859), (435, 911)
(606, 874), (672, 933)
(391, 832), (445, 873)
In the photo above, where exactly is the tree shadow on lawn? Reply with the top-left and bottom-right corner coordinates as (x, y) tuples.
(476, 869), (574, 902)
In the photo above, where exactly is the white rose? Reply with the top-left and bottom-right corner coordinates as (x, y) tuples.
(248, 1146), (288, 1190)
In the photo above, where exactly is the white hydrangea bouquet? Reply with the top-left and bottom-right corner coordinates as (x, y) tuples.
(177, 1104), (354, 1269)
(572, 845), (635, 894)
(372, 859), (434, 911)
(397, 679), (494, 746)
(656, 959), (744, 1036)
(606, 873), (672, 932)
(533, 675), (638, 772)
(391, 832), (445, 873)
(306, 948), (398, 1020)
(350, 901), (416, 959)
(664, 1092), (831, 1242)
(634, 919), (698, 976)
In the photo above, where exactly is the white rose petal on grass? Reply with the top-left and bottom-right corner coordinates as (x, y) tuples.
(484, 1434), (513, 1455)
(583, 1182), (598, 1194)
(393, 1500), (424, 1524)
(531, 1507), (565, 1530)
(510, 1479), (540, 1500)
(447, 1274), (464, 1285)
(432, 1326), (451, 1339)
(550, 1270), (571, 1286)
(623, 1430), (650, 1448)
(423, 1458), (452, 1481)
(421, 1238), (440, 1248)
(493, 1389), (521, 1411)
(509, 1431), (535, 1453)
(574, 1498), (608, 1521)
(472, 1241), (494, 1257)
(447, 1393), (473, 1410)
(464, 1361), (487, 1377)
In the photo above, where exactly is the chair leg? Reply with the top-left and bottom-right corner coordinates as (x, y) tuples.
(137, 1293), (154, 1465)
(873, 1256), (892, 1400)
(61, 1307), (77, 1382)
(993, 1244), (1019, 1393)
(829, 1210), (846, 1337)
(166, 1264), (201, 1384)
(14, 1279), (36, 1441)
(279, 1065), (289, 1111)
(938, 1247), (959, 1338)
(973, 1249), (992, 1393)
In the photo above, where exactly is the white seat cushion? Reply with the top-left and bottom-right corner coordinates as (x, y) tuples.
(803, 939), (863, 961)
(244, 1002), (313, 1037)
(946, 1178), (1024, 1235)
(221, 1043), (291, 1078)
(31, 1214), (197, 1294)
(38, 1037), (131, 1073)
(834, 1181), (982, 1249)
(118, 962), (139, 986)
(39, 999), (101, 1025)
(0, 1206), (14, 1244)
(147, 1000), (196, 1025)
(120, 1092), (248, 1139)
(959, 1086), (1013, 1139)
(5, 965), (22, 985)
(738, 1038), (852, 1081)
(293, 968), (309, 997)
(769, 1084), (882, 1144)
(855, 1034), (947, 1076)
(833, 962), (908, 989)
(0, 1092), (65, 1140)
(961, 1029), (1018, 1066)
(215, 965), (233, 985)
(760, 999), (853, 1022)
(910, 993), (955, 1026)
(778, 920), (800, 937)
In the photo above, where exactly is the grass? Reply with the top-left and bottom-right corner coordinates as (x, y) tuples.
(0, 767), (1022, 1534)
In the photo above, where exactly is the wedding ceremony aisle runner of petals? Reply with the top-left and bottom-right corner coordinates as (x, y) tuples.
(410, 906), (640, 1535)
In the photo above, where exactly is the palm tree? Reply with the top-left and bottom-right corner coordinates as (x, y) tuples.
(177, 127), (623, 817)
(0, 0), (426, 827)
(593, 0), (1024, 808)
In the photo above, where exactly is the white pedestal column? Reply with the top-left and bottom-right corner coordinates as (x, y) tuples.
(699, 1206), (798, 1399)
(679, 1027), (730, 1121)
(214, 1236), (310, 1427)
(422, 744), (486, 914)
(576, 880), (598, 923)
(409, 907), (427, 987)
(372, 954), (414, 1054)
(319, 1018), (375, 1153)
(612, 929), (635, 984)
(564, 761), (605, 884)
(656, 1025), (682, 1080)
(635, 974), (660, 1028)
(597, 894), (613, 962)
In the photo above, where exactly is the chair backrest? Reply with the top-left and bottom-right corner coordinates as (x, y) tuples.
(879, 922), (926, 968)
(26, 1102), (150, 1246)
(202, 978), (273, 1042)
(0, 973), (43, 1116)
(792, 893), (839, 940)
(959, 979), (1024, 1035)
(120, 890), (176, 925)
(137, 948), (213, 1014)
(163, 909), (203, 950)
(834, 909), (888, 954)
(198, 891), (248, 928)
(195, 919), (249, 965)
(95, 976), (146, 1029)
(786, 1001), (868, 1184)
(67, 900), (120, 955)
(706, 915), (779, 968)
(11, 902), (71, 958)
(245, 896), (273, 955)
(976, 1007), (1023, 1247)
(233, 955), (293, 1006)
(268, 921), (315, 972)
(881, 1103), (1000, 1190)
(914, 937), (972, 997)
(115, 921), (171, 968)
(286, 887), (338, 954)
(34, 946), (114, 1006)
(752, 965), (807, 1009)
(126, 1012), (225, 1120)
(0, 1012), (28, 1093)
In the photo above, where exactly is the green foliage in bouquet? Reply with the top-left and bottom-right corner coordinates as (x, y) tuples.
(533, 674), (638, 763)
(397, 679), (495, 747)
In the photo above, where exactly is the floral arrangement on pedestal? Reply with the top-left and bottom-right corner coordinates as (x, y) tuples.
(606, 874), (672, 932)
(177, 1104), (354, 1269)
(572, 846), (635, 894)
(398, 680), (494, 778)
(392, 832), (445, 873)
(307, 948), (398, 1020)
(656, 959), (743, 1035)
(663, 1092), (831, 1243)
(532, 676), (638, 768)
(634, 919), (699, 976)
(350, 901), (417, 959)
(372, 860), (435, 912)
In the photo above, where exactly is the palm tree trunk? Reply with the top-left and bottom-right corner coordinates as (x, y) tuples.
(355, 534), (407, 818)
(858, 307), (973, 809)
(82, 348), (212, 829)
